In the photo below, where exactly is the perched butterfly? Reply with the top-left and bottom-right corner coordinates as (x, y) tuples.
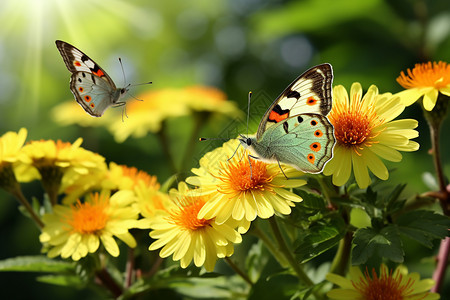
(56, 40), (144, 117)
(238, 63), (335, 174)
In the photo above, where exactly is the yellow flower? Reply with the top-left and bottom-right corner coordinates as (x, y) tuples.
(326, 264), (440, 300)
(51, 101), (113, 127)
(108, 88), (189, 143)
(148, 182), (242, 272)
(0, 128), (29, 192)
(40, 191), (143, 261)
(396, 61), (450, 111)
(107, 162), (160, 191)
(62, 162), (159, 204)
(17, 138), (105, 203)
(136, 180), (173, 218)
(186, 139), (305, 227)
(323, 83), (419, 188)
(181, 86), (242, 117)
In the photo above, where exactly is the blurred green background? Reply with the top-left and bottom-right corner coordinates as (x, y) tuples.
(0, 0), (449, 298)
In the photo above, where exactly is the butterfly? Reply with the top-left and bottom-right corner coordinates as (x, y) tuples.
(56, 40), (133, 117)
(239, 63), (335, 174)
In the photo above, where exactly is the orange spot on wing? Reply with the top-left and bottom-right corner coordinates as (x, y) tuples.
(307, 153), (315, 164)
(84, 95), (91, 102)
(314, 130), (323, 137)
(269, 110), (289, 123)
(307, 97), (318, 106)
(93, 69), (105, 77)
(74, 61), (81, 67)
(90, 103), (95, 108)
(79, 87), (84, 92)
(310, 142), (321, 152)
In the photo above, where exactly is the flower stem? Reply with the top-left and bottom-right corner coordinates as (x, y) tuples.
(95, 267), (123, 298)
(156, 121), (178, 175)
(224, 257), (253, 286)
(125, 247), (135, 288)
(329, 231), (352, 275)
(250, 222), (289, 267)
(181, 112), (208, 173)
(11, 188), (44, 229)
(428, 120), (449, 215)
(268, 217), (324, 300)
(432, 237), (450, 293)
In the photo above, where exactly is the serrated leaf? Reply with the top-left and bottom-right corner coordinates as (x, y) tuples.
(396, 210), (450, 248)
(0, 256), (75, 272)
(296, 190), (326, 210)
(295, 218), (346, 263)
(352, 226), (404, 265)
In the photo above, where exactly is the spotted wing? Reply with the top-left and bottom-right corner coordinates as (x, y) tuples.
(71, 71), (121, 117)
(259, 113), (335, 173)
(56, 40), (117, 89)
(256, 63), (333, 140)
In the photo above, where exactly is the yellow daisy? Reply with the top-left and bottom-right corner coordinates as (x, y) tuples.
(136, 180), (173, 219)
(326, 264), (440, 300)
(181, 86), (242, 117)
(186, 139), (305, 226)
(17, 138), (105, 204)
(0, 128), (29, 192)
(148, 182), (242, 272)
(396, 61), (450, 111)
(51, 101), (113, 127)
(40, 190), (143, 261)
(323, 83), (420, 189)
(108, 88), (189, 143)
(62, 162), (159, 204)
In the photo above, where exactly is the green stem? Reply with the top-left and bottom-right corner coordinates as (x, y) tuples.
(224, 257), (253, 286)
(181, 112), (209, 173)
(156, 121), (178, 175)
(429, 120), (449, 215)
(250, 222), (289, 267)
(11, 188), (44, 229)
(95, 267), (123, 298)
(268, 217), (324, 300)
(329, 231), (352, 275)
(125, 247), (135, 288)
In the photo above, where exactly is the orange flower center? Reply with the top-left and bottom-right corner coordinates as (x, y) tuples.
(121, 165), (160, 188)
(68, 193), (109, 234)
(217, 156), (275, 193)
(169, 196), (212, 230)
(328, 96), (383, 155)
(397, 61), (450, 89)
(353, 268), (415, 300)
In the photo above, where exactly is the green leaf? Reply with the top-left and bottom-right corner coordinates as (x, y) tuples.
(295, 217), (346, 263)
(37, 274), (84, 287)
(245, 240), (269, 283)
(396, 210), (450, 248)
(352, 226), (404, 265)
(296, 189), (326, 211)
(0, 256), (75, 273)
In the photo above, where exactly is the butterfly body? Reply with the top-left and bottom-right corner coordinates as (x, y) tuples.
(56, 40), (128, 117)
(239, 64), (335, 174)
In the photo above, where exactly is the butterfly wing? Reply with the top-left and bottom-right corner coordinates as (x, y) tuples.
(256, 63), (333, 139)
(257, 113), (335, 173)
(55, 40), (117, 90)
(71, 72), (122, 117)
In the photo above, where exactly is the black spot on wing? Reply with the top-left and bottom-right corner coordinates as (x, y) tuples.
(78, 78), (82, 83)
(273, 104), (289, 115)
(286, 90), (300, 99)
(81, 54), (89, 62)
(283, 122), (289, 133)
(297, 116), (303, 123)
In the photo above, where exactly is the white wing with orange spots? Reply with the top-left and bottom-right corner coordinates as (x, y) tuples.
(256, 64), (333, 139)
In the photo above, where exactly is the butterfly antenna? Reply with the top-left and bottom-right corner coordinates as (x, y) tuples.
(246, 91), (252, 138)
(119, 57), (127, 87)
